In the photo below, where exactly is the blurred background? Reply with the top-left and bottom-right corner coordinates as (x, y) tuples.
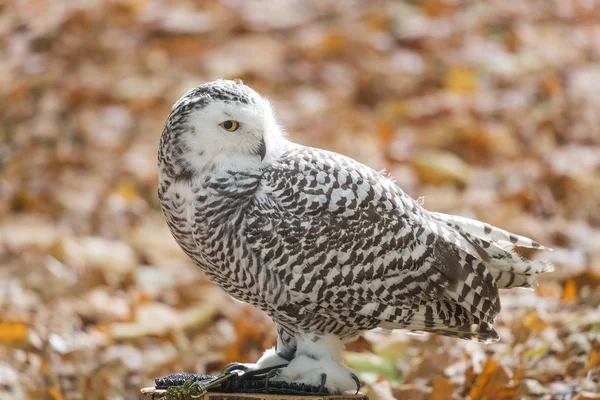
(1, 0), (600, 399)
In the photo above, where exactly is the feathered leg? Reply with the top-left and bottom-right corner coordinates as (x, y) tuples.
(269, 334), (360, 394)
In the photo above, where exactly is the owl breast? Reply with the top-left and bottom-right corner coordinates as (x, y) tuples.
(159, 170), (275, 309)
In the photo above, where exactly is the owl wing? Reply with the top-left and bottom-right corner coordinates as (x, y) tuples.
(244, 147), (546, 342)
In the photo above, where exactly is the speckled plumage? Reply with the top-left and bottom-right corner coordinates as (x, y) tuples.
(158, 80), (552, 392)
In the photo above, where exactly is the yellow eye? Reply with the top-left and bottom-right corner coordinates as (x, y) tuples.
(219, 120), (240, 132)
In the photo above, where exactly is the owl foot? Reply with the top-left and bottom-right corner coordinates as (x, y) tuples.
(268, 353), (361, 394)
(223, 347), (290, 374)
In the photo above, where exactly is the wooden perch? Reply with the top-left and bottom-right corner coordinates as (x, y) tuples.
(140, 387), (368, 400)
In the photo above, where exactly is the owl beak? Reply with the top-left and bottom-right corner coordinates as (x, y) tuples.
(257, 137), (267, 161)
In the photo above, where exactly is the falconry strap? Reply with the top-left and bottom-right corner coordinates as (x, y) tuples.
(156, 365), (332, 399)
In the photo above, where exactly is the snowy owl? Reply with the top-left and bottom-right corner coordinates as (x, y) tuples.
(158, 79), (552, 393)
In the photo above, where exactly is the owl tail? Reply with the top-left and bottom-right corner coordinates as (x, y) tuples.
(430, 212), (554, 289)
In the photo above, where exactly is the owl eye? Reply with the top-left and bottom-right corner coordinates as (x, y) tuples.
(219, 120), (240, 132)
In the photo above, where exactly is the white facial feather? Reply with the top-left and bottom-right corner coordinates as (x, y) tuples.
(172, 80), (289, 173)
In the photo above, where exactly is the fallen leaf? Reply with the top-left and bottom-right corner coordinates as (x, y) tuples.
(422, 0), (458, 17)
(113, 183), (141, 204)
(562, 279), (578, 302)
(469, 358), (516, 400)
(523, 379), (549, 396)
(431, 375), (455, 400)
(318, 32), (347, 56)
(411, 151), (471, 186)
(223, 308), (276, 365)
(377, 123), (395, 145)
(345, 351), (402, 382)
(540, 74), (563, 96)
(586, 350), (600, 373)
(523, 311), (549, 333)
(0, 322), (29, 344)
(445, 67), (477, 94)
(391, 384), (432, 400)
(108, 302), (216, 339)
(48, 386), (64, 400)
(579, 392), (600, 400)
(364, 380), (397, 400)
(523, 345), (551, 361)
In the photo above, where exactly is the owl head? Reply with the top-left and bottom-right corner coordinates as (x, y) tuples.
(159, 79), (285, 178)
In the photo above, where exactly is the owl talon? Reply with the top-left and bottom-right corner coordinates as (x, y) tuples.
(318, 373), (327, 393)
(350, 372), (361, 394)
(222, 363), (250, 374)
(264, 367), (282, 390)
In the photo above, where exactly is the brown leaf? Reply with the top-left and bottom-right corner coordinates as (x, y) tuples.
(469, 359), (517, 400)
(223, 307), (275, 366)
(431, 375), (455, 400)
(571, 271), (600, 292)
(422, 0), (459, 17)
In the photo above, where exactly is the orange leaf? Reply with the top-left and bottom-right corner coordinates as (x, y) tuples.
(377, 123), (394, 144)
(561, 279), (578, 302)
(586, 349), (600, 372)
(465, 355), (477, 388)
(469, 358), (512, 400)
(0, 321), (29, 343)
(48, 386), (64, 400)
(523, 311), (549, 333)
(469, 358), (498, 400)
